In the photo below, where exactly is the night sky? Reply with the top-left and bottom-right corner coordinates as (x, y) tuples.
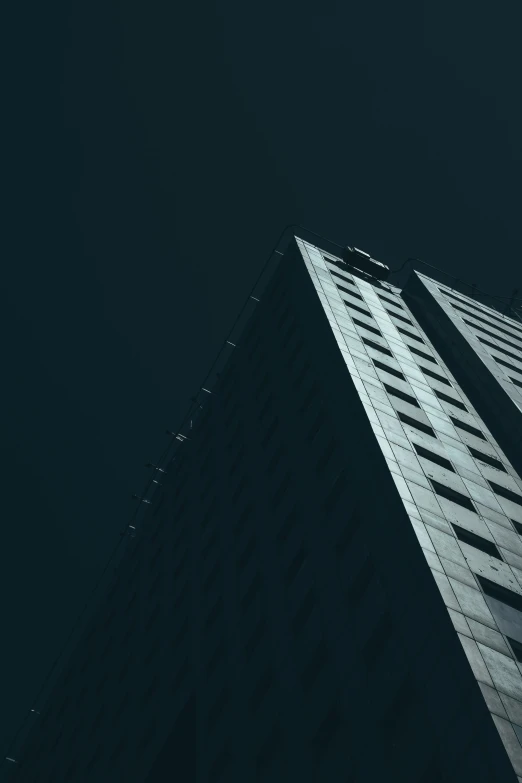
(3, 0), (522, 763)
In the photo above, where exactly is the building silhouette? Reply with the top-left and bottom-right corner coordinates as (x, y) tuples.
(6, 232), (522, 782)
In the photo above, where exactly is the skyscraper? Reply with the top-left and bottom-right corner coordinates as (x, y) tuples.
(6, 231), (522, 782)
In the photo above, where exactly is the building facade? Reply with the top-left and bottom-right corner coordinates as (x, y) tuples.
(7, 234), (522, 782)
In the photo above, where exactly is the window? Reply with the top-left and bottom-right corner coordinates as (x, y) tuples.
(397, 326), (425, 343)
(494, 355), (522, 376)
(413, 444), (454, 472)
(451, 303), (522, 342)
(512, 519), (522, 536)
(292, 589), (316, 635)
(317, 438), (338, 475)
(362, 337), (393, 357)
(511, 376), (522, 389)
(238, 536), (256, 572)
(433, 389), (467, 411)
(397, 411), (436, 438)
(285, 546), (307, 587)
(478, 337), (522, 364)
(452, 523), (502, 559)
(301, 641), (328, 691)
(245, 616), (266, 662)
(463, 318), (522, 352)
(373, 359), (406, 381)
(477, 576), (522, 613)
(443, 291), (522, 333)
(337, 283), (364, 300)
(430, 480), (475, 512)
(378, 293), (403, 309)
(278, 507), (298, 543)
(385, 309), (413, 325)
(488, 480), (522, 507)
(507, 636), (522, 663)
(337, 285), (364, 304)
(467, 446), (506, 472)
(362, 610), (394, 670)
(409, 345), (438, 364)
(384, 383), (420, 408)
(330, 269), (356, 285)
(324, 468), (349, 513)
(421, 366), (452, 386)
(308, 409), (327, 442)
(450, 416), (487, 441)
(249, 667), (274, 712)
(345, 302), (375, 319)
(352, 317), (382, 337)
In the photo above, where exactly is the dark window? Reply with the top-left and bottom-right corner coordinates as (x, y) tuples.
(443, 291), (522, 333)
(373, 359), (406, 380)
(451, 302), (522, 342)
(488, 481), (522, 507)
(430, 480), (475, 512)
(256, 724), (283, 772)
(385, 309), (413, 325)
(266, 444), (286, 476)
(206, 597), (223, 628)
(340, 288), (364, 301)
(209, 747), (232, 781)
(241, 572), (262, 614)
(324, 468), (349, 513)
(434, 389), (467, 411)
(278, 508), (298, 543)
(203, 563), (220, 593)
(292, 589), (316, 635)
(345, 302), (374, 319)
(316, 438), (338, 475)
(245, 616), (266, 662)
(301, 641), (328, 691)
(512, 519), (522, 535)
(397, 326), (425, 343)
(261, 416), (279, 448)
(511, 376), (522, 389)
(478, 337), (522, 364)
(468, 446), (507, 472)
(494, 355), (522, 376)
(285, 546), (307, 587)
(310, 704), (343, 760)
(421, 366), (453, 386)
(507, 636), (522, 663)
(330, 269), (356, 285)
(336, 283), (363, 300)
(238, 536), (256, 572)
(452, 523), (502, 559)
(272, 472), (292, 509)
(352, 317), (382, 337)
(477, 576), (522, 613)
(362, 611), (394, 670)
(408, 346), (438, 364)
(463, 319), (522, 352)
(250, 668), (274, 712)
(450, 416), (487, 441)
(362, 337), (393, 357)
(300, 381), (320, 415)
(378, 294), (403, 309)
(414, 444), (454, 472)
(397, 411), (436, 438)
(308, 409), (327, 443)
(384, 383), (420, 408)
(345, 557), (375, 606)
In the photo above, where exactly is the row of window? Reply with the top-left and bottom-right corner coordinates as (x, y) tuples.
(442, 289), (522, 336)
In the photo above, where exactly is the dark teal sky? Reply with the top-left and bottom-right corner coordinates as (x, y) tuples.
(3, 0), (522, 765)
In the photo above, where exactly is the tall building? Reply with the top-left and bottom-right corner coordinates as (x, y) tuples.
(6, 232), (522, 782)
